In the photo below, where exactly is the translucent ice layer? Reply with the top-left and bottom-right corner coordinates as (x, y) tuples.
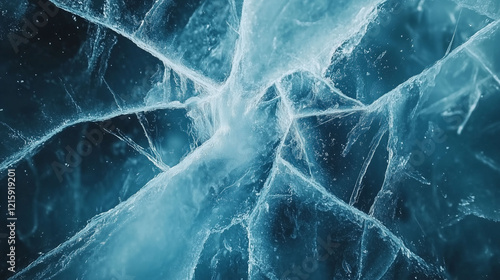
(1, 0), (499, 279)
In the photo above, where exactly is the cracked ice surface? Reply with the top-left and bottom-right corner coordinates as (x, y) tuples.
(1, 0), (500, 279)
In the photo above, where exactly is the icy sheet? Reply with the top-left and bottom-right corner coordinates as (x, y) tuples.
(1, 0), (500, 279)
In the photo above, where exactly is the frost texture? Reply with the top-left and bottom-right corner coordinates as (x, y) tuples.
(1, 0), (500, 279)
